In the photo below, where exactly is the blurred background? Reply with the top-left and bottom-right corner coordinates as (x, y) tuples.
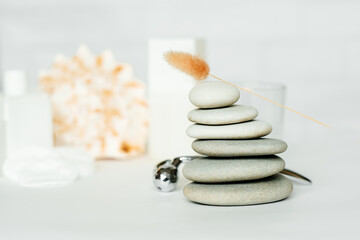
(1, 2), (359, 238)
(0, 0), (359, 146)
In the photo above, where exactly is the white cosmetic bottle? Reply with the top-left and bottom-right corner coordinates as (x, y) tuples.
(0, 95), (5, 171)
(2, 70), (53, 160)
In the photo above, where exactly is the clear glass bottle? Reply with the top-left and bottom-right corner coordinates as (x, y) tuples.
(234, 81), (286, 139)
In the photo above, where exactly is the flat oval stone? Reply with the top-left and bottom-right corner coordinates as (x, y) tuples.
(189, 81), (240, 108)
(183, 174), (293, 206)
(188, 105), (258, 125)
(192, 138), (287, 157)
(186, 120), (272, 139)
(182, 156), (285, 183)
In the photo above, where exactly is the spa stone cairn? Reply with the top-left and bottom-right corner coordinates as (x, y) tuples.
(183, 81), (293, 206)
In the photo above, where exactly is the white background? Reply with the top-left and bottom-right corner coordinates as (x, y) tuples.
(0, 1), (359, 239)
(0, 0), (359, 144)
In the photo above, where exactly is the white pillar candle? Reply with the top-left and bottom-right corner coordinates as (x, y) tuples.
(148, 38), (206, 161)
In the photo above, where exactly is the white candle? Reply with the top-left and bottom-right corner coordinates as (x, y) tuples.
(148, 38), (206, 161)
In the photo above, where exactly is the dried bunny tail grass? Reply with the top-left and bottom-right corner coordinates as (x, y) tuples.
(164, 51), (210, 80)
(164, 51), (330, 128)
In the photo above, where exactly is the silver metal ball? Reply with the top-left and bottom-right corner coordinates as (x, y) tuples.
(153, 162), (178, 192)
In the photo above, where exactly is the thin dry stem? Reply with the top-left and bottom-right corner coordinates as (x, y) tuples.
(208, 74), (330, 128)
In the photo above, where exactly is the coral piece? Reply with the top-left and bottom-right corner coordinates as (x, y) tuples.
(39, 46), (148, 159)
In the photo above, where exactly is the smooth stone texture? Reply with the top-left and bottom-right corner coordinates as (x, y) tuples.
(183, 174), (293, 206)
(192, 138), (287, 157)
(182, 156), (285, 183)
(189, 81), (240, 108)
(188, 105), (258, 125)
(186, 120), (272, 139)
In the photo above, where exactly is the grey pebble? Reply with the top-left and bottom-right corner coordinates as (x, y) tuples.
(186, 120), (272, 139)
(182, 156), (285, 183)
(192, 138), (287, 157)
(183, 174), (293, 206)
(188, 105), (258, 125)
(189, 81), (240, 108)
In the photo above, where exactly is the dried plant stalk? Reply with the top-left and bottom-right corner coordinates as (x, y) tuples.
(164, 51), (329, 128)
(164, 51), (210, 80)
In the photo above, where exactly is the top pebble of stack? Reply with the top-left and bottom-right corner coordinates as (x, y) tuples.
(189, 81), (240, 108)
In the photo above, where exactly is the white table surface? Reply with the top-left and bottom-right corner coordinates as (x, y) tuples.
(0, 138), (359, 240)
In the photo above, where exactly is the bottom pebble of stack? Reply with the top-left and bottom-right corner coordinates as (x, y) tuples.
(183, 174), (293, 206)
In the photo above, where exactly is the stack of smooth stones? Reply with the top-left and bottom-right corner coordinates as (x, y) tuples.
(183, 81), (293, 206)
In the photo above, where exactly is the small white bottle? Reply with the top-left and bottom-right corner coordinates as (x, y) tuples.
(3, 70), (53, 159)
(0, 95), (5, 172)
